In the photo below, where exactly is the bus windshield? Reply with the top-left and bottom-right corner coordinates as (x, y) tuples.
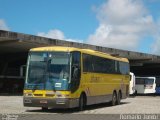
(25, 52), (71, 90)
(145, 79), (154, 85)
(136, 78), (154, 85)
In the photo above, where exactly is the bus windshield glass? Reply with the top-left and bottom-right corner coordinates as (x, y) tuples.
(136, 78), (154, 85)
(25, 52), (70, 90)
(145, 78), (154, 85)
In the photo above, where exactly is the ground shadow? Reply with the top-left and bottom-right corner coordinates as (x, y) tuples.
(0, 93), (22, 96)
(128, 95), (136, 98)
(26, 101), (130, 114)
(134, 93), (159, 97)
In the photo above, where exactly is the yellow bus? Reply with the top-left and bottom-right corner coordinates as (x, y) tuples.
(23, 46), (130, 110)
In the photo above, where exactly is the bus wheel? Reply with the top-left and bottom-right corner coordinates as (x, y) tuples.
(134, 90), (137, 96)
(78, 94), (85, 111)
(111, 91), (117, 106)
(42, 107), (48, 111)
(117, 91), (121, 105)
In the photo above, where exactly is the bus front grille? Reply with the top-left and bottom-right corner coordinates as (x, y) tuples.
(34, 94), (43, 97)
(45, 94), (55, 97)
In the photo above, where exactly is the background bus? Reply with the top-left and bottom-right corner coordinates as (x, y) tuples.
(129, 72), (135, 95)
(135, 77), (156, 94)
(23, 46), (130, 110)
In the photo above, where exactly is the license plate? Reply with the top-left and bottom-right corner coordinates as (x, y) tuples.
(24, 99), (32, 103)
(40, 100), (47, 104)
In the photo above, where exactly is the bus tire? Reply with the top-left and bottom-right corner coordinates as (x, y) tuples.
(117, 91), (121, 105)
(111, 91), (117, 106)
(135, 90), (137, 96)
(78, 94), (86, 111)
(42, 107), (48, 111)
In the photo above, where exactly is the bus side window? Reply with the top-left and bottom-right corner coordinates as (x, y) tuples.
(71, 51), (81, 92)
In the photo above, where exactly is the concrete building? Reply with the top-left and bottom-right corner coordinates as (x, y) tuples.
(0, 30), (160, 94)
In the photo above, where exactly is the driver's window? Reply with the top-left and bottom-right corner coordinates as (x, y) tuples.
(71, 51), (81, 92)
(72, 52), (80, 66)
(71, 51), (81, 78)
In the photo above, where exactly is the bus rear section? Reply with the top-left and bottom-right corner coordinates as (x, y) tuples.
(135, 77), (156, 94)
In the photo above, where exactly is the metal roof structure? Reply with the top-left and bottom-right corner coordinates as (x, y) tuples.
(0, 30), (160, 76)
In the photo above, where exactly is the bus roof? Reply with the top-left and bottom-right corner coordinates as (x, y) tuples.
(30, 46), (129, 63)
(136, 77), (156, 79)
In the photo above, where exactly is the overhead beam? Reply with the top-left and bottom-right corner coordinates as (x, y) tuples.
(130, 63), (143, 66)
(1, 30), (160, 66)
(0, 39), (19, 45)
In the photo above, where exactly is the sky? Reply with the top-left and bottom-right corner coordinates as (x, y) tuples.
(0, 0), (160, 55)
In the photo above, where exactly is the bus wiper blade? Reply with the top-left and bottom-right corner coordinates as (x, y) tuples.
(32, 85), (37, 91)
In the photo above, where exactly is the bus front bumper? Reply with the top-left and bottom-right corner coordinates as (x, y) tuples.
(23, 97), (79, 108)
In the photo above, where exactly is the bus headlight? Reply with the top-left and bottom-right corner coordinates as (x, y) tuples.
(56, 94), (70, 98)
(24, 93), (33, 97)
(62, 94), (70, 98)
(55, 91), (70, 98)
